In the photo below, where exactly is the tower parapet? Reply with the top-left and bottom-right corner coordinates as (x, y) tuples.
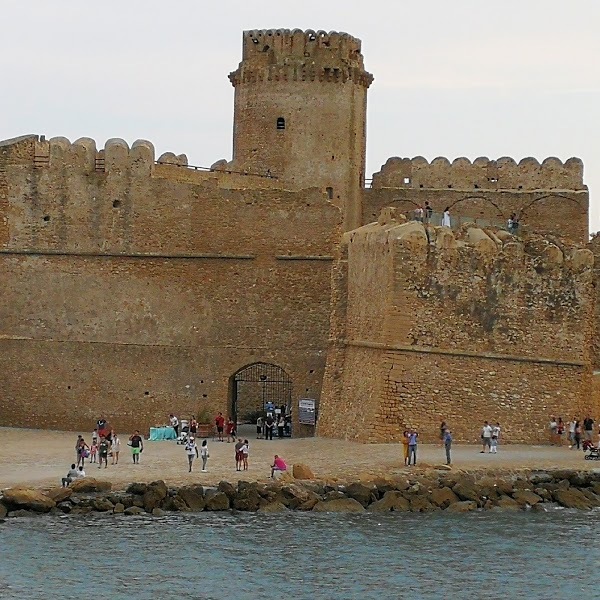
(229, 29), (372, 231)
(229, 29), (373, 88)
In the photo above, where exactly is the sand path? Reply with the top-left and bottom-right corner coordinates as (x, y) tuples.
(0, 427), (598, 490)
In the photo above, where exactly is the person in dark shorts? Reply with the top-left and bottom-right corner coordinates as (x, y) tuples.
(265, 415), (274, 440)
(215, 412), (225, 442)
(234, 439), (244, 471)
(129, 430), (144, 464)
(98, 436), (110, 469)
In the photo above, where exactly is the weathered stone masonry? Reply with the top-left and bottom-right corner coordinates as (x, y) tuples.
(0, 29), (597, 441)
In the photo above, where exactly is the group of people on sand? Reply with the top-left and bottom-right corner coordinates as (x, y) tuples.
(549, 415), (598, 449)
(480, 421), (501, 454)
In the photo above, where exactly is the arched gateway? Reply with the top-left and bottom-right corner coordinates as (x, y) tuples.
(230, 362), (292, 422)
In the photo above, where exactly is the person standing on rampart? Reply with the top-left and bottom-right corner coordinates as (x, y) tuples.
(442, 207), (451, 228)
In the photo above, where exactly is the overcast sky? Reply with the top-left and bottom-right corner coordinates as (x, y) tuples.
(2, 0), (598, 231)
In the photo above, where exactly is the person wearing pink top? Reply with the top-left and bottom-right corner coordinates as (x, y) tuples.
(270, 454), (287, 478)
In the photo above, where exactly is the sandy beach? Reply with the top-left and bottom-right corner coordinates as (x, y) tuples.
(1, 426), (598, 491)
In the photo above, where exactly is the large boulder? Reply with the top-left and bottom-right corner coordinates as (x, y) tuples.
(2, 488), (56, 513)
(177, 487), (206, 512)
(124, 506), (144, 516)
(312, 498), (365, 513)
(217, 481), (237, 501)
(553, 489), (594, 510)
(409, 495), (436, 512)
(344, 482), (377, 507)
(446, 500), (477, 513)
(71, 478), (112, 493)
(258, 502), (288, 513)
(493, 496), (521, 510)
(143, 481), (168, 512)
(93, 498), (115, 512)
(512, 490), (543, 507)
(205, 491), (230, 511)
(46, 487), (73, 503)
(369, 491), (410, 512)
(233, 488), (262, 511)
(430, 487), (459, 509)
(452, 480), (481, 503)
(126, 483), (148, 495)
(292, 464), (315, 480)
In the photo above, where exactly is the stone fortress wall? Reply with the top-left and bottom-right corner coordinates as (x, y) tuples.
(318, 209), (595, 442)
(0, 134), (340, 434)
(0, 29), (597, 442)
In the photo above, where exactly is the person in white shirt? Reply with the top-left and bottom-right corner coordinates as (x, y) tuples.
(481, 421), (493, 453)
(184, 437), (198, 473)
(241, 439), (249, 471)
(568, 418), (577, 448)
(200, 440), (209, 472)
(169, 414), (180, 437)
(62, 464), (79, 487)
(111, 433), (121, 465)
(490, 423), (501, 453)
(77, 466), (86, 478)
(442, 207), (451, 228)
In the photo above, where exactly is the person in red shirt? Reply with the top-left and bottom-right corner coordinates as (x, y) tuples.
(215, 412), (225, 442)
(226, 417), (237, 443)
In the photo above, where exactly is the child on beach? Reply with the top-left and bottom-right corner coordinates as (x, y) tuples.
(200, 440), (209, 472)
(90, 442), (98, 463)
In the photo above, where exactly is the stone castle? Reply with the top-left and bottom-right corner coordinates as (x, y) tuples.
(0, 29), (597, 442)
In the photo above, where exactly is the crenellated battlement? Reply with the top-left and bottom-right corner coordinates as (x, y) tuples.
(229, 29), (373, 88)
(371, 155), (585, 191)
(28, 136), (156, 176)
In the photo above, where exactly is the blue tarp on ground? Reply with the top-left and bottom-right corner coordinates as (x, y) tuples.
(149, 426), (177, 441)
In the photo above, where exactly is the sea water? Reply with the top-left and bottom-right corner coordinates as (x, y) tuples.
(0, 510), (598, 599)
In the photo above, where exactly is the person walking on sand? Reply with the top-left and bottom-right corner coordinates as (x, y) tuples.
(583, 416), (595, 443)
(574, 420), (582, 450)
(129, 430), (144, 464)
(215, 412), (225, 442)
(443, 428), (452, 465)
(226, 417), (236, 443)
(407, 429), (418, 466)
(568, 417), (577, 448)
(549, 416), (557, 445)
(111, 433), (121, 465)
(234, 438), (244, 471)
(401, 430), (410, 466)
(481, 421), (492, 453)
(241, 439), (249, 471)
(556, 417), (565, 446)
(200, 439), (209, 472)
(439, 421), (447, 447)
(256, 415), (264, 439)
(490, 423), (501, 453)
(98, 436), (110, 469)
(76, 437), (89, 468)
(185, 436), (199, 473)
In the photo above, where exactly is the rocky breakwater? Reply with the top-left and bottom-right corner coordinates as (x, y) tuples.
(2, 469), (600, 519)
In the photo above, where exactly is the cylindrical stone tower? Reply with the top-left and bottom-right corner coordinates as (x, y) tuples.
(228, 29), (373, 230)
